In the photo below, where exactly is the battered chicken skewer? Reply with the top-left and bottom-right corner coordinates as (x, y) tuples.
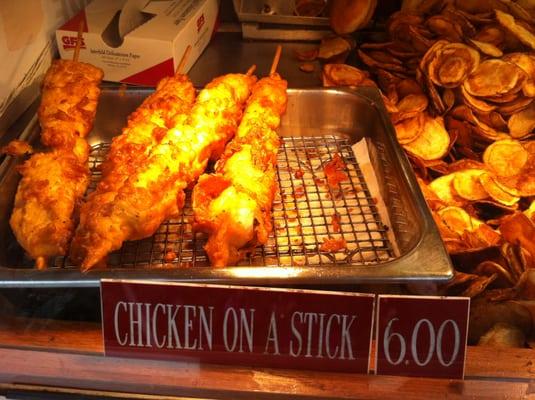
(70, 66), (258, 271)
(96, 46), (195, 195)
(192, 46), (288, 267)
(9, 27), (103, 269)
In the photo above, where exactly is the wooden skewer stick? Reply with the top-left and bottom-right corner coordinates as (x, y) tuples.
(73, 20), (85, 62)
(175, 45), (192, 75)
(270, 45), (282, 76)
(36, 257), (47, 270)
(246, 64), (257, 76)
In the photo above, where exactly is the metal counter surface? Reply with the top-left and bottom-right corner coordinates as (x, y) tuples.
(188, 32), (323, 87)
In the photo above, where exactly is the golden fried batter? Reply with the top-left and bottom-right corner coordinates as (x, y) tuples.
(192, 74), (288, 267)
(70, 73), (256, 270)
(10, 60), (103, 266)
(38, 59), (104, 162)
(10, 151), (90, 265)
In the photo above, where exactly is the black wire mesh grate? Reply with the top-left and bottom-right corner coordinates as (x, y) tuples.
(53, 135), (394, 268)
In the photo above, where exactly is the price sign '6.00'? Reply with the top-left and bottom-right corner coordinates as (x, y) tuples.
(375, 295), (470, 380)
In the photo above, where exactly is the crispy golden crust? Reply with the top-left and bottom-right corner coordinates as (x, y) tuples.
(70, 73), (257, 270)
(38, 60), (103, 159)
(98, 74), (196, 193)
(10, 150), (90, 260)
(10, 60), (102, 263)
(192, 74), (288, 267)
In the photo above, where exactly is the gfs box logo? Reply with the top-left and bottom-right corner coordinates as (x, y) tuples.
(196, 14), (205, 32)
(62, 35), (86, 50)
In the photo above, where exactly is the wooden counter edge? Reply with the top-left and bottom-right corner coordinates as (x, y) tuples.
(0, 316), (535, 399)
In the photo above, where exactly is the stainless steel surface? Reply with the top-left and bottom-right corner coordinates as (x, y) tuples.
(233, 0), (329, 26)
(240, 23), (330, 41)
(188, 33), (323, 88)
(0, 86), (453, 287)
(233, 0), (330, 40)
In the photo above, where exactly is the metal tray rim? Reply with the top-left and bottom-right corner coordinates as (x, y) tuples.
(0, 87), (453, 288)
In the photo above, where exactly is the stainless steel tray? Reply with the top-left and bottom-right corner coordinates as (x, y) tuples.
(0, 86), (453, 287)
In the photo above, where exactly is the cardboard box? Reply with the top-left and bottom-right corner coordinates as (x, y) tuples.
(56, 0), (219, 86)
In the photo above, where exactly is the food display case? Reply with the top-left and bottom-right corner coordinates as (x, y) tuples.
(1, 0), (535, 398)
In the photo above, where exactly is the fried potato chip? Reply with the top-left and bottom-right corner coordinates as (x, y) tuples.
(524, 140), (535, 154)
(408, 25), (435, 53)
(493, 176), (523, 197)
(455, 0), (508, 14)
(441, 7), (477, 37)
(387, 12), (425, 39)
(419, 39), (447, 71)
(460, 85), (497, 113)
(474, 24), (506, 47)
(452, 169), (489, 201)
(487, 91), (522, 104)
(443, 88), (456, 113)
(497, 96), (534, 115)
(427, 43), (480, 88)
(450, 105), (509, 141)
(432, 211), (461, 241)
(438, 206), (480, 234)
(396, 93), (429, 113)
(387, 44), (421, 59)
(323, 63), (369, 86)
(394, 113), (424, 144)
(473, 223), (502, 246)
(469, 39), (504, 57)
(429, 173), (465, 205)
(418, 177), (446, 210)
(502, 53), (535, 97)
(376, 68), (401, 99)
(403, 115), (450, 160)
(299, 63), (315, 73)
(458, 12), (495, 26)
(448, 158), (486, 172)
(418, 67), (447, 115)
(479, 171), (521, 206)
(294, 48), (319, 61)
(524, 200), (535, 221)
(489, 112), (508, 131)
(508, 101), (535, 138)
(368, 50), (403, 66)
(464, 59), (526, 98)
(426, 15), (463, 42)
(500, 212), (535, 258)
(500, 0), (535, 24)
(396, 78), (424, 97)
(318, 36), (352, 60)
(496, 172), (535, 197)
(496, 9), (535, 50)
(483, 139), (529, 177)
(357, 49), (406, 72)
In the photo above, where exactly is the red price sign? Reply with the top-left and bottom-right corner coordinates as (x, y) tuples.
(375, 295), (470, 379)
(101, 280), (375, 373)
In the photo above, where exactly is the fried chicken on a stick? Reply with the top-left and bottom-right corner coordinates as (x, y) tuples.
(9, 59), (103, 268)
(97, 73), (196, 194)
(38, 59), (103, 162)
(192, 48), (287, 267)
(10, 151), (90, 266)
(70, 69), (257, 271)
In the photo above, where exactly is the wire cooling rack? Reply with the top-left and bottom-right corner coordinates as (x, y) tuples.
(52, 135), (394, 268)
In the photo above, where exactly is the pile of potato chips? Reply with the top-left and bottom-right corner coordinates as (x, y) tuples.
(301, 0), (535, 304)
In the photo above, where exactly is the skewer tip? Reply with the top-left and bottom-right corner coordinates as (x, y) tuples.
(246, 64), (257, 76)
(270, 45), (282, 76)
(36, 257), (47, 270)
(73, 20), (85, 62)
(175, 45), (192, 76)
